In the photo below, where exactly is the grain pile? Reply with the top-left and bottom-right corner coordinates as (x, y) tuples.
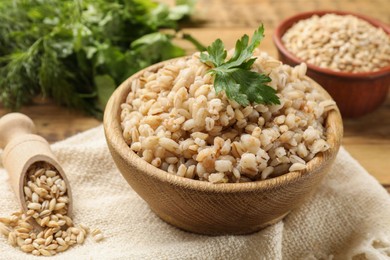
(282, 14), (390, 73)
(121, 50), (336, 183)
(0, 162), (103, 256)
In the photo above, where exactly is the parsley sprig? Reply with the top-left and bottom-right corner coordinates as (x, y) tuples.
(0, 0), (200, 118)
(200, 25), (280, 106)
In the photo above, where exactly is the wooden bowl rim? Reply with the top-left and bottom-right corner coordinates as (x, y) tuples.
(103, 57), (343, 193)
(273, 10), (390, 79)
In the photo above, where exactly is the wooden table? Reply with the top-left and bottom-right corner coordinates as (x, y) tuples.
(0, 0), (389, 192)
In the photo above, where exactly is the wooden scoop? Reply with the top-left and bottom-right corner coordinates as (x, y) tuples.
(0, 113), (72, 224)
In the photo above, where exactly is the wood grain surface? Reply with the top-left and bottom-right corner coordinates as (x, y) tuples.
(0, 0), (389, 193)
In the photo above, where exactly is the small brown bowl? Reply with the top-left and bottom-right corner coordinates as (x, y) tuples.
(103, 58), (343, 235)
(273, 10), (390, 118)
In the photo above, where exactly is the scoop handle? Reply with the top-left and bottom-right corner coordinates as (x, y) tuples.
(0, 113), (36, 149)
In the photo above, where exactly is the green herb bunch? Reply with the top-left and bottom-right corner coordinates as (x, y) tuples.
(200, 25), (280, 106)
(0, 0), (199, 117)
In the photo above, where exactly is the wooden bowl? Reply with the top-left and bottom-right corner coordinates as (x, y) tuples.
(273, 10), (390, 118)
(103, 59), (343, 235)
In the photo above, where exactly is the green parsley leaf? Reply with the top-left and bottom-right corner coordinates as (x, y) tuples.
(200, 39), (226, 67)
(200, 25), (280, 106)
(0, 0), (201, 119)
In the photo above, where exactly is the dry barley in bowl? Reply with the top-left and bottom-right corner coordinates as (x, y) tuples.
(120, 50), (337, 183)
(282, 14), (390, 73)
